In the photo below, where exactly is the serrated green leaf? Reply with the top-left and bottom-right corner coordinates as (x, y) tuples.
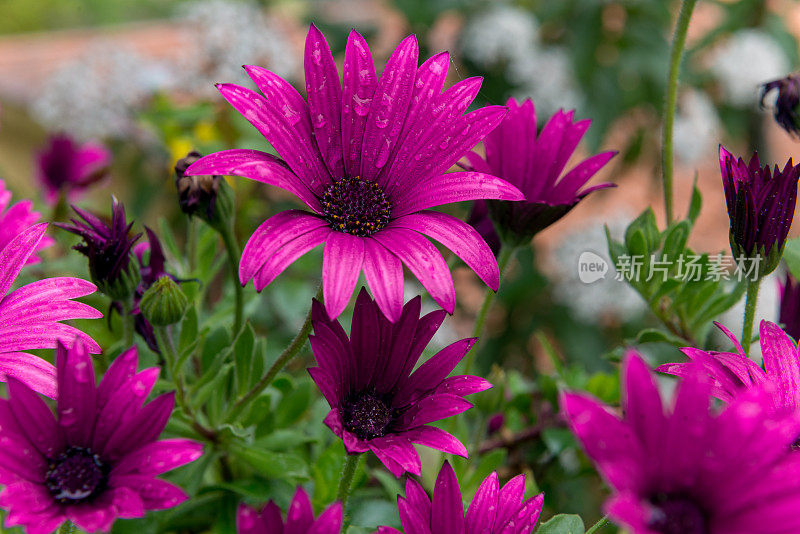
(536, 514), (585, 534)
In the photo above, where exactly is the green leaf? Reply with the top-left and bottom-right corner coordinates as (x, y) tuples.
(630, 328), (687, 347)
(178, 304), (199, 352)
(542, 427), (577, 455)
(783, 237), (800, 280)
(274, 381), (312, 428)
(688, 177), (702, 223)
(234, 322), (256, 397)
(661, 220), (690, 262)
(230, 445), (309, 481)
(537, 514), (585, 534)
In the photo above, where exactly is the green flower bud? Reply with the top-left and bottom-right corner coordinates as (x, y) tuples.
(140, 276), (188, 326)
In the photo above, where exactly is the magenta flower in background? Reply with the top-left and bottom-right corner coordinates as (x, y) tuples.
(309, 288), (491, 477)
(0, 223), (101, 398)
(779, 272), (800, 340)
(563, 351), (800, 534)
(761, 73), (800, 137)
(237, 487), (342, 534)
(658, 321), (800, 415)
(462, 98), (616, 245)
(0, 341), (203, 534)
(467, 200), (501, 256)
(378, 461), (543, 534)
(36, 133), (111, 204)
(0, 178), (53, 264)
(185, 24), (524, 321)
(720, 145), (800, 277)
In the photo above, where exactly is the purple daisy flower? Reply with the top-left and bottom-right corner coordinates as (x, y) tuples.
(720, 145), (800, 277)
(0, 340), (203, 534)
(463, 98), (616, 245)
(56, 198), (142, 300)
(779, 272), (800, 341)
(658, 321), (800, 416)
(761, 74), (800, 137)
(378, 461), (543, 534)
(0, 223), (101, 398)
(184, 24), (524, 321)
(466, 200), (500, 256)
(562, 351), (800, 534)
(0, 179), (53, 265)
(237, 487), (342, 534)
(309, 288), (492, 477)
(36, 133), (111, 205)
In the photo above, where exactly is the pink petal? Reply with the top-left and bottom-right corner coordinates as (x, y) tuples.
(433, 375), (493, 398)
(55, 340), (97, 447)
(103, 393), (175, 460)
(431, 462), (464, 534)
(392, 211), (499, 290)
(112, 439), (203, 477)
(398, 393), (472, 428)
(308, 502), (343, 534)
(341, 30), (377, 178)
(97, 346), (138, 408)
(253, 226), (331, 290)
(7, 377), (64, 458)
(92, 368), (160, 453)
(394, 338), (476, 406)
(0, 352), (56, 399)
(760, 320), (800, 410)
(305, 24), (344, 178)
(322, 232), (365, 320)
(392, 172), (524, 218)
(405, 426), (467, 457)
(362, 237), (404, 323)
(398, 495), (434, 534)
(549, 151), (616, 203)
(465, 472), (499, 534)
(369, 435), (421, 477)
(67, 500), (117, 533)
(0, 224), (47, 297)
(372, 227), (455, 313)
(110, 475), (188, 510)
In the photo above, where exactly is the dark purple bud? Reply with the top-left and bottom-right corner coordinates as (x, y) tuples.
(761, 74), (800, 137)
(175, 151), (233, 230)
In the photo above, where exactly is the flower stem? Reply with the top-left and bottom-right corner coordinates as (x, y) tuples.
(661, 0), (698, 225)
(220, 224), (244, 335)
(741, 277), (761, 356)
(227, 285), (322, 421)
(463, 245), (515, 375)
(586, 515), (609, 534)
(57, 521), (75, 534)
(121, 299), (135, 348)
(337, 454), (362, 519)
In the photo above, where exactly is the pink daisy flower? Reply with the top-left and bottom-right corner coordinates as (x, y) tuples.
(562, 351), (800, 533)
(462, 98), (616, 244)
(184, 24), (524, 321)
(0, 341), (203, 534)
(0, 179), (53, 264)
(378, 461), (543, 534)
(36, 134), (111, 205)
(237, 487), (342, 534)
(0, 223), (101, 398)
(309, 288), (491, 477)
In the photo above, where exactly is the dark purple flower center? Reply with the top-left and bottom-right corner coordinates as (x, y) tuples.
(321, 176), (391, 236)
(342, 392), (393, 440)
(46, 447), (108, 504)
(648, 494), (708, 534)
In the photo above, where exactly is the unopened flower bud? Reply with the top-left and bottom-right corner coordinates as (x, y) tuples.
(175, 151), (233, 232)
(761, 74), (800, 137)
(140, 276), (188, 326)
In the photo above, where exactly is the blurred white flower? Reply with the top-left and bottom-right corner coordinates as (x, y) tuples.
(710, 29), (789, 107)
(510, 47), (583, 117)
(550, 216), (645, 324)
(32, 45), (172, 140)
(460, 5), (539, 67)
(673, 90), (721, 165)
(178, 0), (297, 95)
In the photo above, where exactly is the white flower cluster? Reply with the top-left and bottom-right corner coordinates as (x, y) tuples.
(550, 216), (645, 324)
(177, 0), (297, 96)
(459, 4), (582, 115)
(32, 45), (172, 140)
(673, 90), (721, 165)
(710, 29), (789, 107)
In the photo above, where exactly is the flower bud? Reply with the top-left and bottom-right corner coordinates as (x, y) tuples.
(140, 276), (188, 326)
(174, 151), (233, 232)
(761, 74), (800, 137)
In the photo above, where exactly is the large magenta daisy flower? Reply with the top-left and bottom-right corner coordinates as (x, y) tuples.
(0, 341), (202, 534)
(309, 288), (491, 477)
(0, 223), (101, 398)
(378, 461), (543, 534)
(0, 179), (53, 264)
(185, 25), (524, 321)
(237, 487), (342, 534)
(562, 351), (800, 533)
(463, 98), (616, 245)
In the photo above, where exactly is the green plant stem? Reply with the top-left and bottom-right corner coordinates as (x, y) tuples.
(741, 277), (761, 356)
(463, 245), (515, 375)
(121, 299), (135, 348)
(57, 521), (75, 534)
(661, 0), (698, 225)
(586, 515), (609, 534)
(220, 224), (244, 334)
(337, 454), (362, 515)
(187, 217), (197, 274)
(227, 285), (322, 421)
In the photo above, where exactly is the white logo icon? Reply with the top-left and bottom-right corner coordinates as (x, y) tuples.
(578, 251), (609, 284)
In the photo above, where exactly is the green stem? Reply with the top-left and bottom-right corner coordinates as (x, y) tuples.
(121, 299), (135, 348)
(337, 454), (362, 514)
(463, 245), (515, 375)
(227, 285), (322, 421)
(220, 224), (244, 334)
(661, 0), (698, 225)
(187, 217), (197, 274)
(586, 515), (609, 534)
(741, 277), (761, 356)
(57, 521), (75, 534)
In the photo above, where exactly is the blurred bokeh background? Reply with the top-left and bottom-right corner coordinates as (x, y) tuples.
(1, 0), (800, 527)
